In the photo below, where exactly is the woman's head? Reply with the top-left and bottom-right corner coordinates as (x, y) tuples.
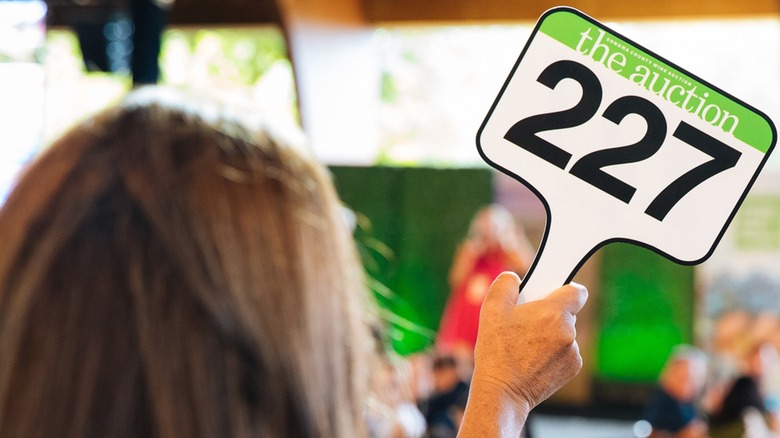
(467, 204), (517, 252)
(0, 87), (372, 437)
(659, 345), (707, 401)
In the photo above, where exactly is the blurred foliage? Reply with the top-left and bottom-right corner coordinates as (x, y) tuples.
(42, 26), (295, 142)
(380, 70), (398, 103)
(161, 27), (289, 87)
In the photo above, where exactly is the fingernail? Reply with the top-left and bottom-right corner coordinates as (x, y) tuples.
(570, 281), (588, 294)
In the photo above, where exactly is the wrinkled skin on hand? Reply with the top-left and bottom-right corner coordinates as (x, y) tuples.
(472, 272), (588, 410)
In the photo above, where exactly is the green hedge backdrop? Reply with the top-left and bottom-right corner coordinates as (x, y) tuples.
(330, 165), (493, 354)
(331, 165), (696, 390)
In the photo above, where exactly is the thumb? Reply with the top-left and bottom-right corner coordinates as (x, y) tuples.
(545, 282), (588, 315)
(481, 271), (522, 315)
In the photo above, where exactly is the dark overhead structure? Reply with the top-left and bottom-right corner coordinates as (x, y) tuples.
(47, 0), (172, 85)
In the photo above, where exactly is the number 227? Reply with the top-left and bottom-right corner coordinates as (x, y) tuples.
(504, 59), (741, 221)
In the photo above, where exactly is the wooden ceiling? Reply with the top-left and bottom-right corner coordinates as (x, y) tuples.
(47, 0), (780, 28)
(363, 0), (780, 23)
(170, 0), (780, 25)
(181, 0), (780, 25)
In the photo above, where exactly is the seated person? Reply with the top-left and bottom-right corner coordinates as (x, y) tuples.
(709, 342), (780, 438)
(421, 355), (470, 437)
(643, 345), (708, 438)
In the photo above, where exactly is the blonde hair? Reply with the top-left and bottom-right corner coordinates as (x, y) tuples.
(0, 87), (371, 437)
(467, 204), (515, 241)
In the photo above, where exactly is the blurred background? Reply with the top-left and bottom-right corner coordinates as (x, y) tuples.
(3, 0), (780, 435)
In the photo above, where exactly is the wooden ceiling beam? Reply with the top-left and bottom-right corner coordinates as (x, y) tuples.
(364, 0), (780, 23)
(49, 0), (780, 28)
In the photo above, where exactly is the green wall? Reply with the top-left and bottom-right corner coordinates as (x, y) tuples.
(596, 243), (695, 383)
(330, 166), (493, 355)
(331, 164), (696, 380)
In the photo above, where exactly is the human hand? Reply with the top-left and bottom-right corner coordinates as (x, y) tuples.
(472, 272), (588, 410)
